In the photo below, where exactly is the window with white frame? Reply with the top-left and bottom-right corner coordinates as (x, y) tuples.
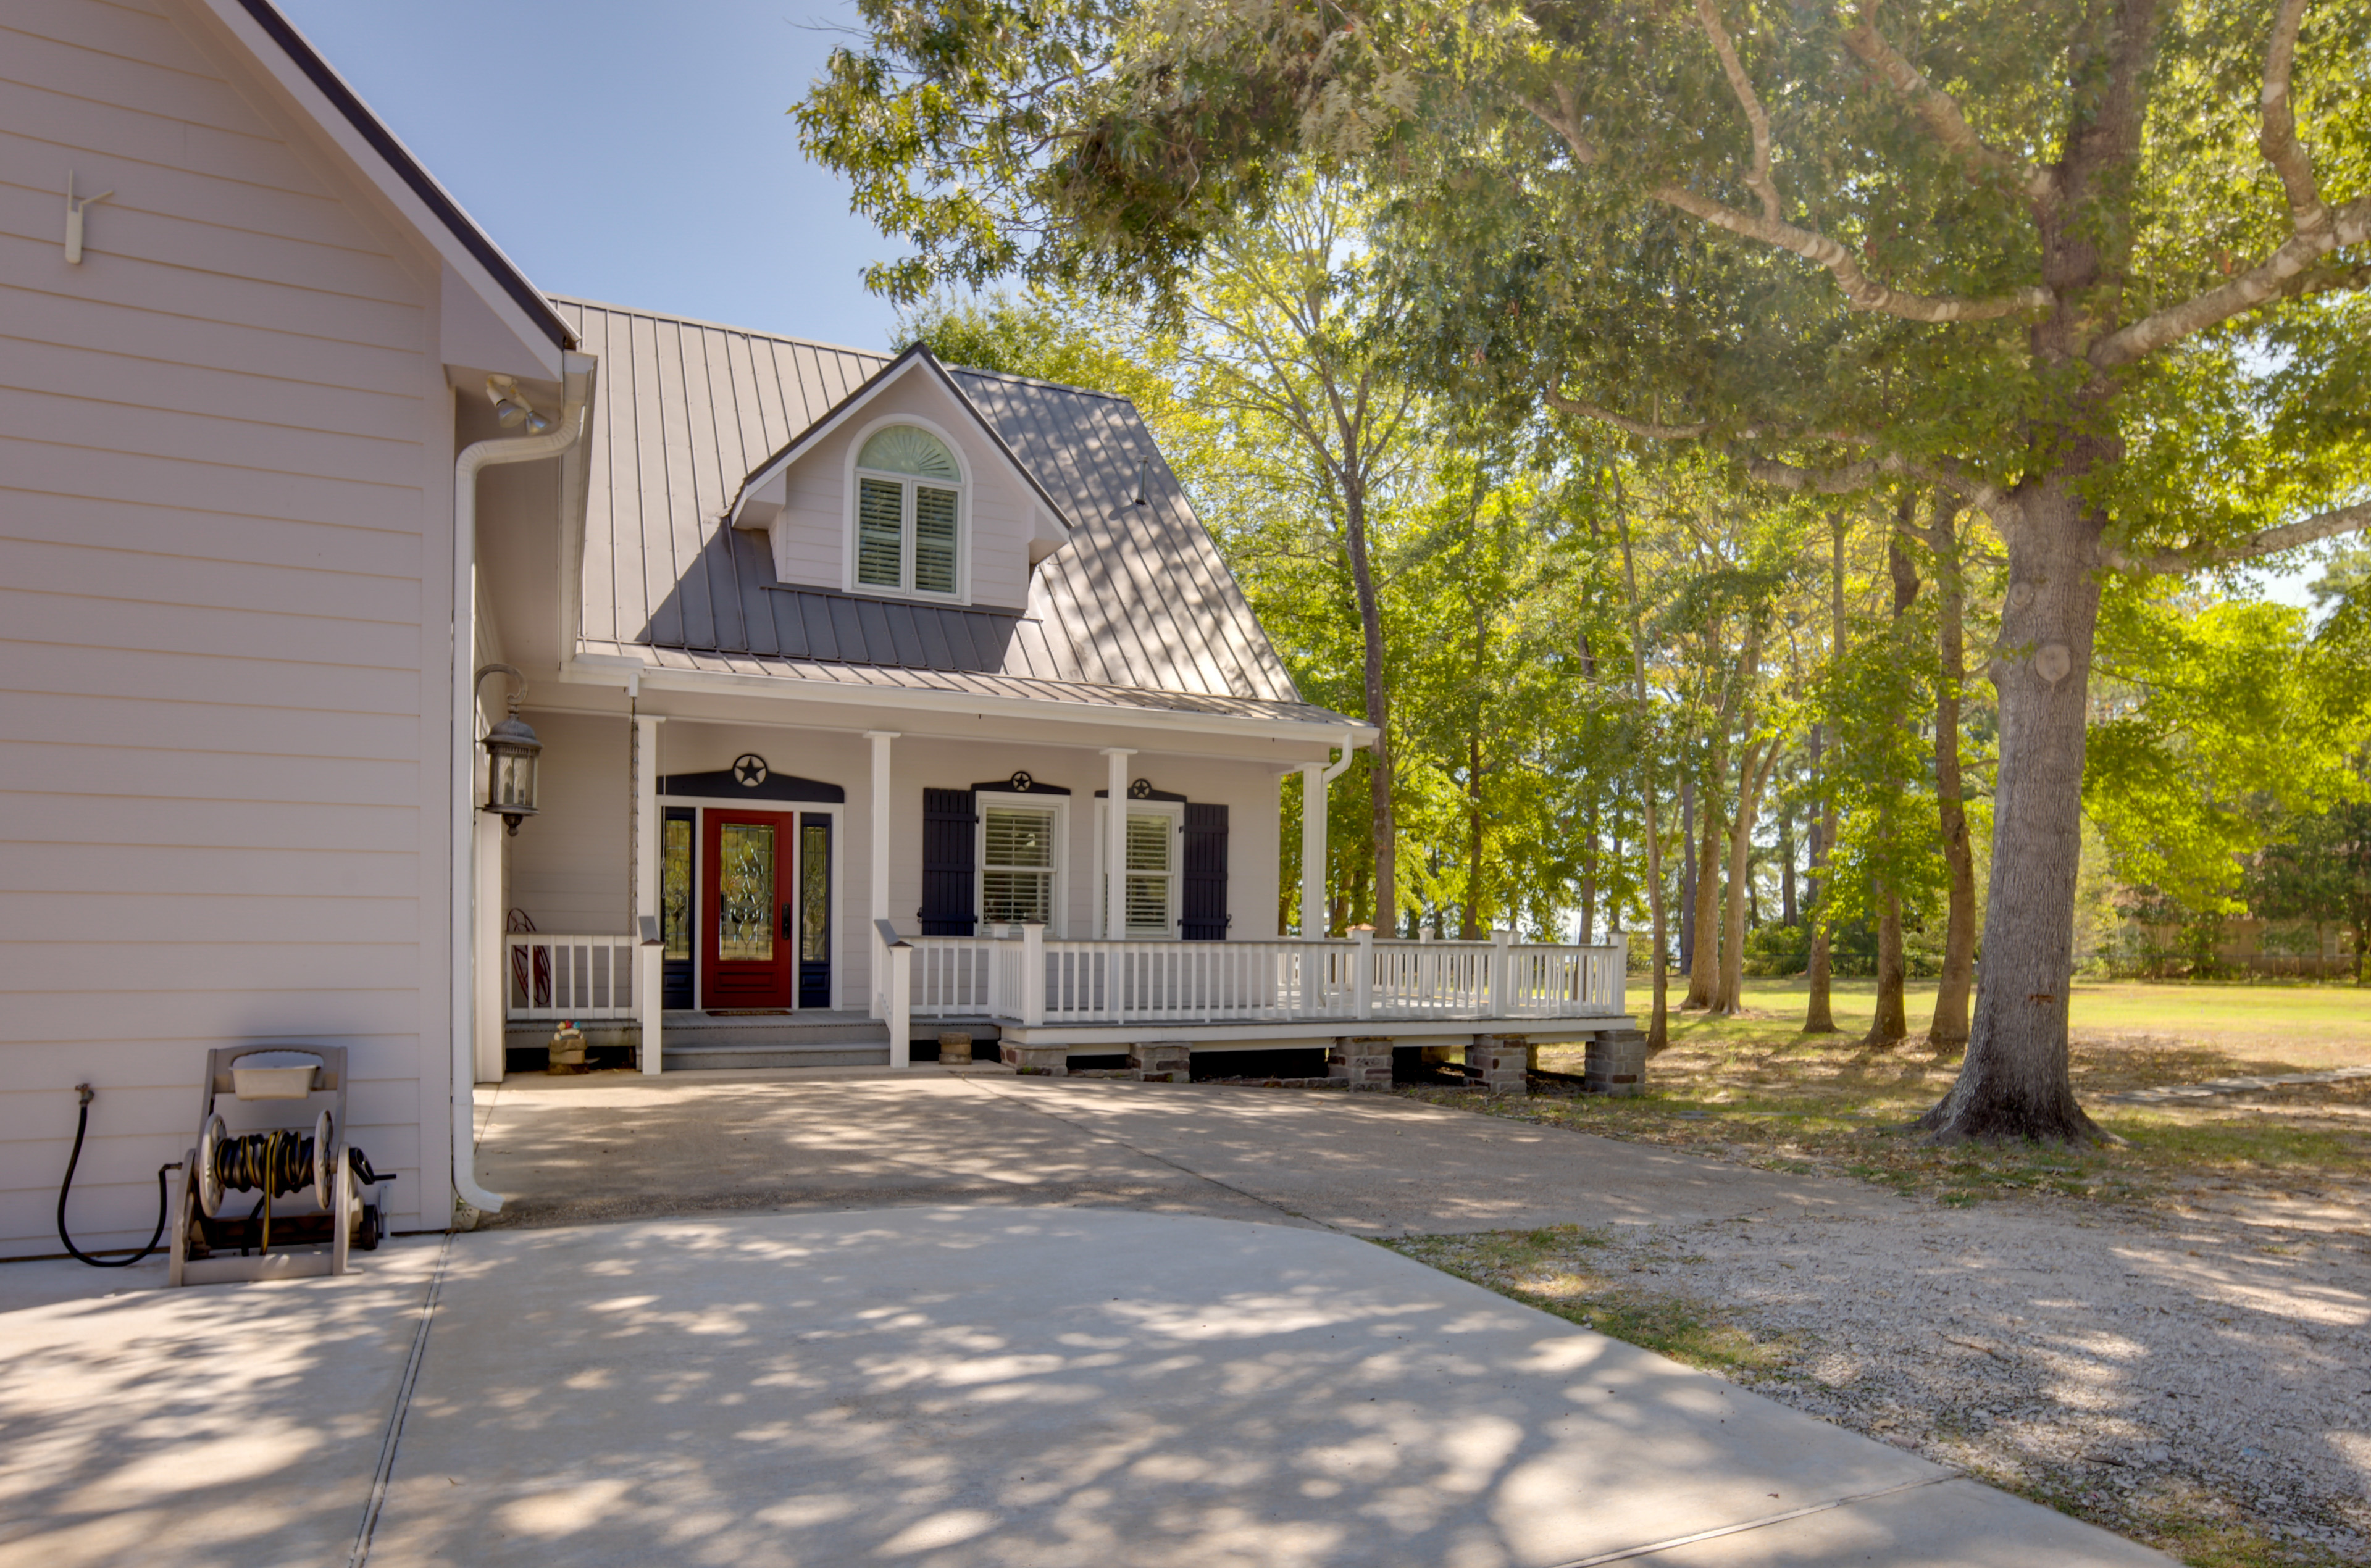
(1100, 801), (1181, 938)
(853, 425), (963, 597)
(980, 799), (1060, 926)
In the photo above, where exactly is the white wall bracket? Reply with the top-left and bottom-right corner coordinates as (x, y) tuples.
(65, 172), (113, 265)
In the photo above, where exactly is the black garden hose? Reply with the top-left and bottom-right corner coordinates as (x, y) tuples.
(205, 1128), (397, 1254)
(57, 1085), (174, 1269)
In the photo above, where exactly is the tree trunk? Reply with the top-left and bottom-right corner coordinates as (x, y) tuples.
(1614, 481), (1670, 1051)
(1684, 777), (1724, 1009)
(1930, 505), (1977, 1048)
(1342, 476), (1395, 934)
(1677, 775), (1696, 977)
(1865, 530), (1920, 1049)
(1803, 513), (1846, 1035)
(1779, 804), (1796, 927)
(1713, 738), (1773, 1014)
(1460, 732), (1486, 939)
(1577, 787), (1600, 946)
(1917, 477), (2107, 1141)
(1868, 893), (1908, 1046)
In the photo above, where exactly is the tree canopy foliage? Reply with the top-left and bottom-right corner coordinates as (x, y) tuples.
(802, 0), (2371, 1140)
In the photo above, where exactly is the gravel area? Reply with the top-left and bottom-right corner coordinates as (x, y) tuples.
(1581, 1189), (2371, 1561)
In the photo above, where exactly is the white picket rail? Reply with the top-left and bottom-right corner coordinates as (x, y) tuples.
(504, 933), (638, 1020)
(903, 927), (1625, 1027)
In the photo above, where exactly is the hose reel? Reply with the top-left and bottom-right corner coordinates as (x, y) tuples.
(169, 1046), (394, 1287)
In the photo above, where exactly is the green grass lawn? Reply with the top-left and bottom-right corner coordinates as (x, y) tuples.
(1655, 975), (2371, 1072)
(1415, 977), (2371, 1211)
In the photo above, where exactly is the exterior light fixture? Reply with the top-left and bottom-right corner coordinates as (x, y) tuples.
(475, 664), (541, 835)
(486, 375), (554, 435)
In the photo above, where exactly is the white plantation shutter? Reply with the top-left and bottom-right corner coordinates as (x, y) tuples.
(856, 476), (905, 588)
(914, 486), (959, 594)
(981, 806), (1055, 924)
(1124, 812), (1173, 936)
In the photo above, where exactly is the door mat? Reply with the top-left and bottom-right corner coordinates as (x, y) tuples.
(706, 1009), (793, 1016)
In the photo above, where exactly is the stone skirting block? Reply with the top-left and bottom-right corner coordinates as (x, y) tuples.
(937, 1033), (974, 1065)
(1130, 1041), (1192, 1083)
(1467, 1034), (1531, 1095)
(1001, 1043), (1069, 1076)
(1584, 1030), (1649, 1096)
(1328, 1037), (1394, 1090)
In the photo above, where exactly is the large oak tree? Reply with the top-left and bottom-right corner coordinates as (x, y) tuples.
(801, 0), (2370, 1139)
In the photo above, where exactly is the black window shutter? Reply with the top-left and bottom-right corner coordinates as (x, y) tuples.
(919, 788), (977, 935)
(1180, 802), (1229, 940)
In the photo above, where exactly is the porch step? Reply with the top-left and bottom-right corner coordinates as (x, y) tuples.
(661, 1009), (889, 1048)
(661, 1040), (892, 1071)
(659, 1009), (890, 1071)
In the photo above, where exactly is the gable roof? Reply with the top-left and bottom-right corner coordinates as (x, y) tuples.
(558, 298), (1344, 724)
(206, 0), (574, 357)
(727, 341), (1075, 533)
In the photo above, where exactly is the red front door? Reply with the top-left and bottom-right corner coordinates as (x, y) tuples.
(701, 810), (797, 1009)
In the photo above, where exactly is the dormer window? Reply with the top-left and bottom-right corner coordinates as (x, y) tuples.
(853, 425), (963, 597)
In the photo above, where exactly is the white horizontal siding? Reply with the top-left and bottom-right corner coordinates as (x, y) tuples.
(766, 372), (1041, 609)
(0, 0), (453, 1251)
(503, 710), (631, 936)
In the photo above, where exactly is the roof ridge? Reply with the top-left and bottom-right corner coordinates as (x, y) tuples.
(548, 294), (891, 362)
(945, 364), (1137, 407)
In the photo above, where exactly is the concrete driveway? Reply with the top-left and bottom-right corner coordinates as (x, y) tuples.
(1, 1210), (2169, 1567)
(470, 1069), (1903, 1235)
(0, 1075), (2177, 1566)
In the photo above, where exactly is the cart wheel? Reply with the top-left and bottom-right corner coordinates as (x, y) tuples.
(196, 1114), (227, 1218)
(358, 1203), (381, 1251)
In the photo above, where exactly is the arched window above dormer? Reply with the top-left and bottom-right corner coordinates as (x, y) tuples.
(853, 425), (964, 597)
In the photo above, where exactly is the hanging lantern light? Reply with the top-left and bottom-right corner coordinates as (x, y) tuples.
(475, 664), (542, 835)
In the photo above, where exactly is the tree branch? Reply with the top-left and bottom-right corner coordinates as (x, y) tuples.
(1525, 81), (2051, 325)
(1543, 387), (1712, 440)
(1693, 0), (1779, 222)
(2101, 496), (2371, 575)
(2091, 195), (2371, 367)
(1838, 2), (2055, 204)
(2093, 0), (2365, 369)
(2259, 0), (2322, 230)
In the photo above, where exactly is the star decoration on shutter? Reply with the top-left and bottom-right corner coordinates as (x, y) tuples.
(733, 754), (769, 788)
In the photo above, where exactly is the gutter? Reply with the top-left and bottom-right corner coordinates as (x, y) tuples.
(448, 352), (595, 1219)
(561, 656), (1379, 749)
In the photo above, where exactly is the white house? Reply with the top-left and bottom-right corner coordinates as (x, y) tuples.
(1, 0), (1633, 1258)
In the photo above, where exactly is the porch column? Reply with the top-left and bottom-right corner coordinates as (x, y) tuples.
(472, 811), (504, 1083)
(1299, 761), (1327, 938)
(866, 731), (898, 932)
(1102, 746), (1134, 939)
(634, 715), (663, 1077)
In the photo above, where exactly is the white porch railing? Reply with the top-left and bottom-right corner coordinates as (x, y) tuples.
(892, 926), (1625, 1030)
(504, 933), (638, 1020)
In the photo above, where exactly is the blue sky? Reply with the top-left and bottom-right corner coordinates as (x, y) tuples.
(280, 0), (902, 351)
(279, 2), (2328, 607)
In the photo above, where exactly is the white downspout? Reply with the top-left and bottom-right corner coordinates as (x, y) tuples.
(449, 352), (594, 1220)
(1300, 732), (1358, 938)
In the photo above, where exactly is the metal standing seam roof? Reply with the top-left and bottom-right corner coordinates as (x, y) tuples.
(553, 298), (1347, 727)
